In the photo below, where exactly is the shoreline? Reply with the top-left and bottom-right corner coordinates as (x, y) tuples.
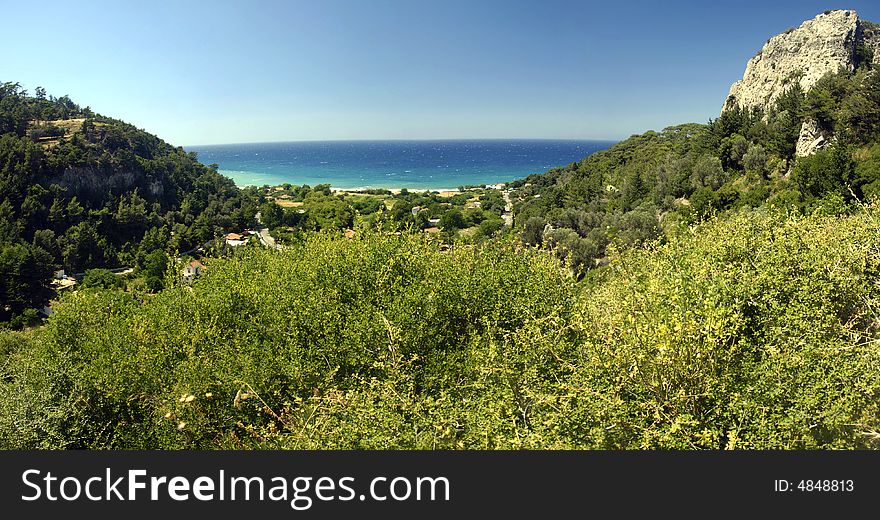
(240, 183), (509, 196)
(331, 186), (465, 196)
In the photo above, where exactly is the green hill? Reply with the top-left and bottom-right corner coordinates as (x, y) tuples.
(0, 82), (256, 322)
(510, 61), (880, 274)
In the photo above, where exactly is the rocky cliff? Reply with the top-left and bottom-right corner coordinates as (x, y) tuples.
(722, 10), (880, 156)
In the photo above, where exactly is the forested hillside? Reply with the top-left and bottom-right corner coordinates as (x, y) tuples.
(0, 82), (256, 323)
(511, 56), (880, 273)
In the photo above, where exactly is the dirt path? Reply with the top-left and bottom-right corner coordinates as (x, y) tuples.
(502, 190), (513, 227)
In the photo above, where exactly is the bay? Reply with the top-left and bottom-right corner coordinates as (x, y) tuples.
(187, 139), (613, 189)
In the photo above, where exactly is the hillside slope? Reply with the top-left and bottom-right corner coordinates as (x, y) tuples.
(0, 82), (256, 321)
(512, 10), (880, 275)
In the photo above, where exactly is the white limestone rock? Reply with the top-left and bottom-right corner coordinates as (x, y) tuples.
(723, 10), (860, 113)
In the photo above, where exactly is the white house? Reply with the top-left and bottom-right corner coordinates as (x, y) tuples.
(225, 232), (247, 247)
(182, 260), (204, 283)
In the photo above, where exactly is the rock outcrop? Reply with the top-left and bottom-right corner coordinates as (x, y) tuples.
(57, 166), (164, 201)
(723, 10), (880, 156)
(794, 118), (830, 157)
(723, 10), (860, 114)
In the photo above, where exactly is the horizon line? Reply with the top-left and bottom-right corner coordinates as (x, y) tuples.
(182, 137), (622, 148)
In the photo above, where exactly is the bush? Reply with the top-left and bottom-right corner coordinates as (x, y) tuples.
(4, 208), (880, 449)
(564, 207), (880, 448)
(80, 268), (123, 290)
(792, 144), (856, 199)
(0, 232), (573, 448)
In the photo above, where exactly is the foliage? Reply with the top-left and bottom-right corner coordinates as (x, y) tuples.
(3, 208), (880, 449)
(79, 269), (123, 290)
(0, 232), (572, 448)
(141, 250), (168, 292)
(792, 143), (857, 200)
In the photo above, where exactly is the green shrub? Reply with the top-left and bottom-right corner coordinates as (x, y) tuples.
(564, 207), (880, 448)
(4, 207), (880, 449)
(80, 268), (123, 290)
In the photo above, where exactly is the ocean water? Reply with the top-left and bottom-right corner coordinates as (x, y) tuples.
(187, 140), (613, 190)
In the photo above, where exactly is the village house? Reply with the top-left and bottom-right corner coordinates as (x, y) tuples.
(182, 259), (204, 284)
(225, 232), (247, 247)
(50, 269), (76, 291)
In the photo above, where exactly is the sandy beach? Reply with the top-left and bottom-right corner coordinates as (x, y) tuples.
(330, 187), (470, 197)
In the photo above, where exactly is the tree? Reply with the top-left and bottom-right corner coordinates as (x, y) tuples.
(620, 170), (648, 211)
(522, 217), (547, 247)
(0, 199), (21, 243)
(259, 201), (284, 229)
(60, 221), (112, 271)
(0, 242), (54, 320)
(81, 269), (123, 290)
(742, 144), (768, 175)
(720, 134), (749, 169)
(690, 155), (726, 190)
(654, 154), (693, 204)
(544, 228), (597, 274)
(768, 83), (805, 163)
(478, 218), (504, 238)
(792, 144), (856, 200)
(439, 209), (466, 231)
(616, 207), (661, 248)
(142, 250), (168, 292)
(32, 229), (60, 261)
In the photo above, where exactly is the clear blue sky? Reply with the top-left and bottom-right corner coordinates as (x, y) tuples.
(3, 1), (879, 145)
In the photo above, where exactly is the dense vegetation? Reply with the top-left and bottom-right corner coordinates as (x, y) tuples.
(0, 82), (256, 323)
(2, 206), (879, 448)
(256, 183), (506, 243)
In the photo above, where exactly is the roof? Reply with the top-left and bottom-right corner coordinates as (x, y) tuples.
(190, 260), (204, 268)
(344, 229), (356, 239)
(225, 232), (242, 240)
(424, 227), (441, 234)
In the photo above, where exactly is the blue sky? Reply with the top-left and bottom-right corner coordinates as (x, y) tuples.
(3, 1), (879, 145)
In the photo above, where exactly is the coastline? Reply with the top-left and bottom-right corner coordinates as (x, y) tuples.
(232, 177), (471, 195)
(330, 186), (470, 196)
(239, 183), (505, 197)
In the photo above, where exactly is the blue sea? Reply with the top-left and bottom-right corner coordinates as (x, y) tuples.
(187, 140), (613, 190)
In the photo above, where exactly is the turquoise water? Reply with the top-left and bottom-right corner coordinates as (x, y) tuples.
(187, 140), (612, 189)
